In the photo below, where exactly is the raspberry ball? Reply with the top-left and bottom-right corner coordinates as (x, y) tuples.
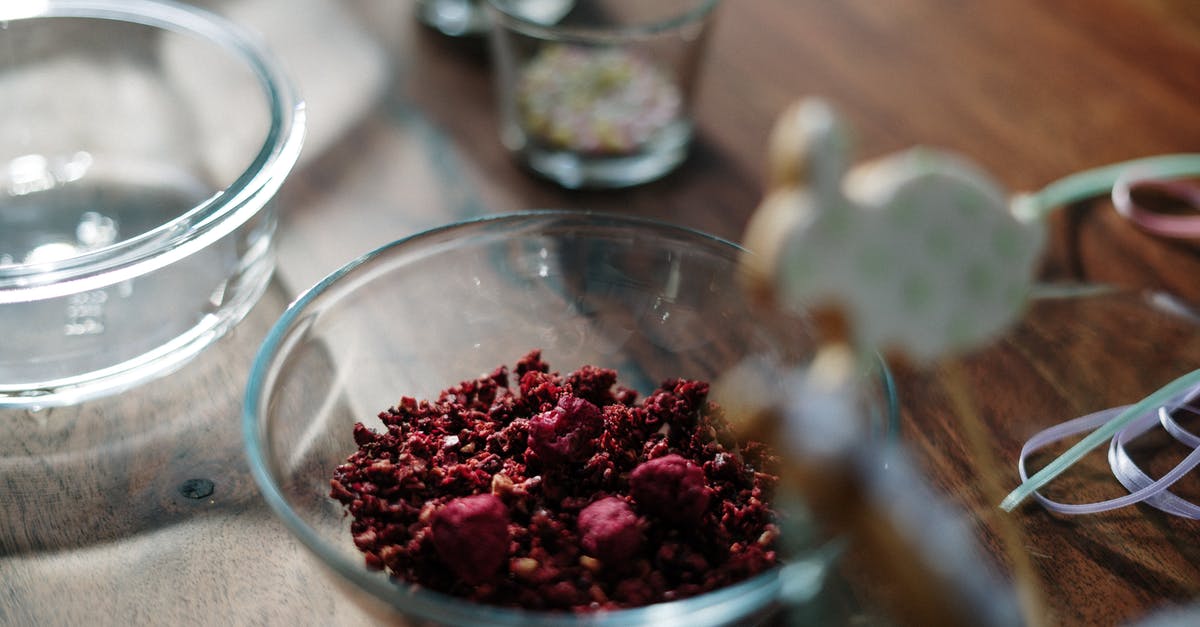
(578, 497), (642, 563)
(431, 494), (510, 584)
(629, 454), (711, 524)
(526, 394), (603, 464)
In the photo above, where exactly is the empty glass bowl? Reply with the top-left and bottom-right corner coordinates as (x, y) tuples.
(244, 211), (896, 625)
(0, 0), (305, 407)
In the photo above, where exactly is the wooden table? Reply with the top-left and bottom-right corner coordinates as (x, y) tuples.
(4, 1), (1200, 625)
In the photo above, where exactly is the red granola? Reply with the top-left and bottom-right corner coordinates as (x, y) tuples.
(330, 350), (780, 611)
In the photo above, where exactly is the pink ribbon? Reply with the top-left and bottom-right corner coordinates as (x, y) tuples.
(1112, 174), (1200, 239)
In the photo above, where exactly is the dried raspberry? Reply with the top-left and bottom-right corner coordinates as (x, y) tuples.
(515, 350), (550, 376)
(629, 454), (711, 524)
(430, 494), (510, 584)
(352, 422), (379, 447)
(578, 497), (642, 563)
(526, 395), (603, 464)
(519, 370), (562, 409)
(565, 364), (618, 405)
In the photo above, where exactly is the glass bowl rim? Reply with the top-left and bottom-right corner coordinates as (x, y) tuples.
(484, 0), (720, 44)
(0, 0), (305, 302)
(243, 209), (898, 625)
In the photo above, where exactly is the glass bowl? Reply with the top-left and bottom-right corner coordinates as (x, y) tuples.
(0, 0), (305, 407)
(244, 211), (896, 626)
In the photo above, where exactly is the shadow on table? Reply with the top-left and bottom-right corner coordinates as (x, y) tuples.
(0, 282), (290, 555)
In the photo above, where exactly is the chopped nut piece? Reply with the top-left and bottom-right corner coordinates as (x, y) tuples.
(512, 557), (540, 579)
(491, 473), (514, 495)
(757, 525), (780, 547)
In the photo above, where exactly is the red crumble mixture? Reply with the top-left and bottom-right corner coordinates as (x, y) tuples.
(330, 350), (780, 611)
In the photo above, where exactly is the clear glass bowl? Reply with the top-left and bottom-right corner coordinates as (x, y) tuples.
(0, 0), (305, 407)
(244, 211), (896, 626)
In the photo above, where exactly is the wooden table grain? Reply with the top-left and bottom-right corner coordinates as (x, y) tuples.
(3, 1), (1200, 625)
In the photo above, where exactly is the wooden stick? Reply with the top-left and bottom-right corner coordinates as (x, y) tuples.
(940, 359), (1051, 627)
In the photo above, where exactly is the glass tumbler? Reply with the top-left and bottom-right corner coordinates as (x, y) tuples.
(486, 0), (719, 189)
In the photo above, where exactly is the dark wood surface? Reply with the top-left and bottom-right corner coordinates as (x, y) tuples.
(4, 1), (1200, 625)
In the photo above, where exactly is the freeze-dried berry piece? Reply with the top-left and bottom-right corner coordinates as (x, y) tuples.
(558, 394), (603, 427)
(526, 395), (602, 464)
(519, 370), (562, 411)
(566, 364), (619, 406)
(578, 497), (642, 564)
(630, 454), (711, 524)
(515, 350), (550, 376)
(431, 494), (510, 584)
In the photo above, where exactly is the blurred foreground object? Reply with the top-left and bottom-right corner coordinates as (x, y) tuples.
(735, 98), (1049, 626)
(742, 99), (1045, 363)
